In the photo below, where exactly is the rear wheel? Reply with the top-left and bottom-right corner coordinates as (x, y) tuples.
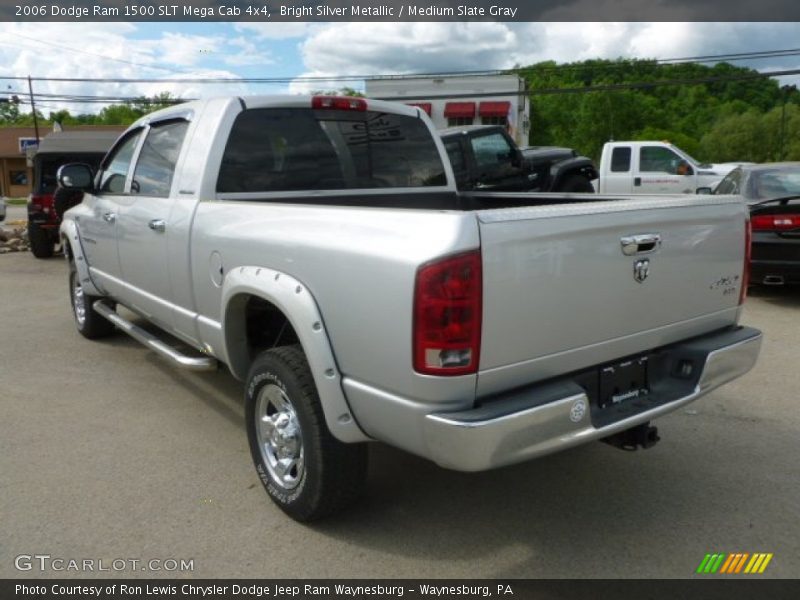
(29, 223), (55, 259)
(246, 345), (367, 522)
(69, 261), (115, 339)
(557, 173), (595, 193)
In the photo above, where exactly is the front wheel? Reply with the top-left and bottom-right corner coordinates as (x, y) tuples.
(69, 261), (115, 339)
(246, 345), (367, 522)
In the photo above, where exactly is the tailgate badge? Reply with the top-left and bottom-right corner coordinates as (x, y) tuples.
(634, 259), (650, 283)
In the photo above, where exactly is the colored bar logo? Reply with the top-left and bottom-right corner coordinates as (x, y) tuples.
(696, 553), (773, 574)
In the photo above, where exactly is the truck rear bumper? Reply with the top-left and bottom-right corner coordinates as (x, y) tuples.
(423, 326), (762, 471)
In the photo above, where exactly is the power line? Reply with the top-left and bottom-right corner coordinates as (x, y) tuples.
(5, 48), (800, 113)
(9, 67), (800, 107)
(4, 45), (800, 85)
(658, 47), (800, 64)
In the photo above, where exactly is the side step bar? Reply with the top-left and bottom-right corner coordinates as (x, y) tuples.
(93, 300), (218, 372)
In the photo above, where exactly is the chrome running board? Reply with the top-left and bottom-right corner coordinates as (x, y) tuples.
(93, 300), (218, 372)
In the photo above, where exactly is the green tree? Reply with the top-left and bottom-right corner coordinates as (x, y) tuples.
(517, 58), (788, 161)
(700, 110), (769, 162)
(0, 99), (23, 125)
(48, 109), (75, 126)
(96, 103), (143, 125)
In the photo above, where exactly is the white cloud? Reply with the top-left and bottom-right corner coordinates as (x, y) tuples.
(0, 23), (254, 114)
(299, 22), (520, 75)
(142, 32), (224, 68)
(290, 22), (800, 92)
(224, 37), (277, 67)
(234, 22), (319, 40)
(4, 22), (800, 115)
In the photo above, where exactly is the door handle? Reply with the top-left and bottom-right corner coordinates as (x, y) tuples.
(102, 212), (116, 224)
(634, 177), (642, 187)
(620, 233), (661, 256)
(148, 219), (166, 233)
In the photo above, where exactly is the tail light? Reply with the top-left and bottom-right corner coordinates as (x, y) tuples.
(751, 214), (800, 231)
(311, 96), (367, 112)
(29, 193), (47, 213)
(739, 217), (751, 306)
(413, 250), (482, 376)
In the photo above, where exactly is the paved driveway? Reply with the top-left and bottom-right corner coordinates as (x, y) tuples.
(1, 252), (798, 578)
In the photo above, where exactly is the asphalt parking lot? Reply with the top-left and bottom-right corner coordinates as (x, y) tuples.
(1, 245), (798, 579)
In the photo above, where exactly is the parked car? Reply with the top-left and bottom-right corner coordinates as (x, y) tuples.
(27, 131), (120, 258)
(440, 125), (596, 193)
(708, 163), (800, 286)
(0, 196), (5, 222)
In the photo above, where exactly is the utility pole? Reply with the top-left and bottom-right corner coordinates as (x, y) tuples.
(780, 84), (796, 161)
(27, 75), (39, 143)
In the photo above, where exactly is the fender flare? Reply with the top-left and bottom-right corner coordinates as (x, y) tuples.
(60, 219), (103, 297)
(221, 266), (371, 444)
(550, 156), (598, 189)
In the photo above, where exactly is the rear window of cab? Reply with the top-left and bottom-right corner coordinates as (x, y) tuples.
(216, 108), (447, 193)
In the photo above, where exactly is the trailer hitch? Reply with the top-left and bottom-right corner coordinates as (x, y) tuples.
(601, 422), (660, 451)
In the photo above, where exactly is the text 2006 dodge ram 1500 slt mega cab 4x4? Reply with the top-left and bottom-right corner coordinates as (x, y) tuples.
(58, 95), (762, 521)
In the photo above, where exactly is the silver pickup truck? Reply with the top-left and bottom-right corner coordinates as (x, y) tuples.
(58, 95), (762, 522)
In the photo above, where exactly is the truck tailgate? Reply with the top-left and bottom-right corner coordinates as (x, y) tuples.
(476, 195), (747, 397)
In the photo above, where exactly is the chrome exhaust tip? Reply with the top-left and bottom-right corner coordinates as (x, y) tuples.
(763, 275), (785, 286)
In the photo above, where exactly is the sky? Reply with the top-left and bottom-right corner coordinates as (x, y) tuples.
(2, 21), (800, 115)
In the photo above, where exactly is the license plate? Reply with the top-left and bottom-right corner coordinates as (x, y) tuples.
(598, 356), (649, 409)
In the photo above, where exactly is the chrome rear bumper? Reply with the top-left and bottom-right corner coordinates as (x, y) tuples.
(423, 326), (762, 471)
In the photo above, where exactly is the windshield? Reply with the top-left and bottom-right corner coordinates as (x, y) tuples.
(672, 147), (707, 168)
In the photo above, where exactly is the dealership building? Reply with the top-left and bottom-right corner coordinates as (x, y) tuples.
(365, 74), (531, 146)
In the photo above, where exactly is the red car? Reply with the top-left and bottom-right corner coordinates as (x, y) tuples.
(28, 131), (120, 258)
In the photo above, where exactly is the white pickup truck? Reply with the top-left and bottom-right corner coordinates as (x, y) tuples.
(58, 96), (761, 521)
(597, 140), (747, 194)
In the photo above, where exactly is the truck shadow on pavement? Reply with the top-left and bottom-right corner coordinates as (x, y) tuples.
(748, 285), (800, 308)
(97, 317), (245, 429)
(309, 414), (794, 578)
(84, 304), (793, 578)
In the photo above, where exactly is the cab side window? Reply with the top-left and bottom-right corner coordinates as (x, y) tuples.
(640, 146), (683, 174)
(715, 169), (741, 195)
(610, 147), (631, 172)
(444, 139), (469, 187)
(98, 130), (143, 194)
(131, 120), (189, 197)
(445, 140), (466, 173)
(471, 133), (515, 170)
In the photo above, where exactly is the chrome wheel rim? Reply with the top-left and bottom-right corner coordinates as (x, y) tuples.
(72, 275), (87, 327)
(255, 383), (304, 490)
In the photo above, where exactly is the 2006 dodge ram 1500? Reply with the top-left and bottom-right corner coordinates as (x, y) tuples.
(58, 95), (762, 521)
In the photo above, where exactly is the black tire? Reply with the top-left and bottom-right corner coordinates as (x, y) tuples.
(29, 223), (55, 259)
(246, 345), (367, 522)
(557, 173), (595, 193)
(68, 261), (116, 339)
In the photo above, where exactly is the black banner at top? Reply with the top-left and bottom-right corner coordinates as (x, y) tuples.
(4, 0), (800, 22)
